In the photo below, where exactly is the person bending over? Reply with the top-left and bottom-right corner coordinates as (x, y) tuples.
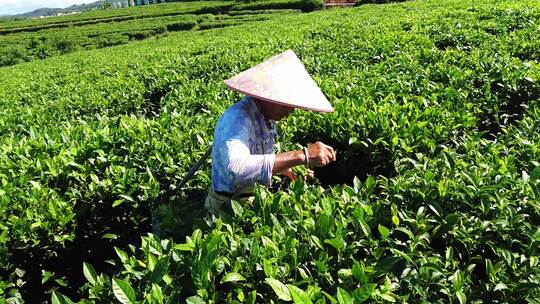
(205, 50), (336, 214)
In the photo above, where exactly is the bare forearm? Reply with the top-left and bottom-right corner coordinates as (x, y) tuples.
(271, 141), (336, 175)
(272, 150), (305, 174)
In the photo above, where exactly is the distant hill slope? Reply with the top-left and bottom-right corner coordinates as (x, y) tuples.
(11, 1), (103, 18)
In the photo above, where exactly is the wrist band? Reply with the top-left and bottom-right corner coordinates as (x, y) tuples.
(303, 146), (310, 167)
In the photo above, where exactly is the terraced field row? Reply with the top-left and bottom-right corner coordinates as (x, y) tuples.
(0, 0), (320, 67)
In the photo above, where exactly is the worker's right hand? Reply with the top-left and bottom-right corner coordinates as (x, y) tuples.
(307, 141), (336, 167)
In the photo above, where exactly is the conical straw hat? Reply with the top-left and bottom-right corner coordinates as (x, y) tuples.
(224, 50), (334, 112)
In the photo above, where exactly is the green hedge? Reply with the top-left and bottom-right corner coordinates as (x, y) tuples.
(231, 0), (324, 12)
(166, 20), (198, 31)
(198, 20), (242, 29)
(355, 0), (407, 6)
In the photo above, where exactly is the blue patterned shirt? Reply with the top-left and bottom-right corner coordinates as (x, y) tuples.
(211, 96), (277, 194)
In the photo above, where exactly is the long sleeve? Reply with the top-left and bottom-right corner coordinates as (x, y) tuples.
(210, 97), (277, 194)
(225, 138), (275, 189)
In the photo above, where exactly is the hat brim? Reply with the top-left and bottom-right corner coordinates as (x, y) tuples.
(224, 81), (334, 113)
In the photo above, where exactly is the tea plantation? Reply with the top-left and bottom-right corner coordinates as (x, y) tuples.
(0, 0), (539, 302)
(0, 0), (318, 67)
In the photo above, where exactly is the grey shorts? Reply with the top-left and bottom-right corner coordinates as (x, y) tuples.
(204, 188), (254, 215)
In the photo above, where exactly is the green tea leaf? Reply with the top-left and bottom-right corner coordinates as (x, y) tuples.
(353, 176), (361, 193)
(115, 247), (129, 263)
(41, 270), (53, 284)
(150, 257), (169, 283)
(55, 278), (68, 287)
(150, 284), (164, 303)
(494, 283), (507, 291)
(261, 236), (279, 252)
(112, 199), (125, 207)
(221, 272), (246, 284)
(265, 278), (291, 301)
(336, 287), (353, 304)
(82, 262), (97, 286)
(451, 269), (464, 291)
(359, 219), (371, 238)
(445, 213), (461, 226)
(325, 238), (345, 250)
(531, 166), (540, 180)
(530, 256), (539, 268)
(246, 290), (257, 304)
(424, 170), (434, 182)
(102, 233), (118, 240)
(173, 243), (195, 252)
(338, 268), (352, 279)
(456, 291), (466, 304)
(288, 285), (313, 304)
(29, 180), (41, 191)
(353, 205), (364, 220)
(352, 261), (367, 284)
(51, 291), (75, 304)
(231, 200), (244, 217)
(322, 291), (337, 303)
(186, 296), (206, 304)
(380, 293), (396, 302)
(378, 224), (390, 239)
(365, 176), (375, 192)
(353, 284), (376, 303)
(485, 259), (494, 277)
(112, 278), (136, 304)
(392, 215), (400, 226)
(119, 194), (135, 202)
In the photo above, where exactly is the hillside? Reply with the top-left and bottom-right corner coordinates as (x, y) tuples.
(2, 2), (102, 19)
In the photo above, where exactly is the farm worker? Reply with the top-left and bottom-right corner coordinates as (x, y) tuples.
(205, 49), (336, 215)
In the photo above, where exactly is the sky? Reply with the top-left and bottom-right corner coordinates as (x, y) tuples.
(0, 0), (91, 15)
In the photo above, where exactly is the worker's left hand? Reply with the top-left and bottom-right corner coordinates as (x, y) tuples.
(281, 168), (297, 181)
(306, 168), (315, 181)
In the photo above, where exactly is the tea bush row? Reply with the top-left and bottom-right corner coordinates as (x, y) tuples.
(0, 1), (317, 67)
